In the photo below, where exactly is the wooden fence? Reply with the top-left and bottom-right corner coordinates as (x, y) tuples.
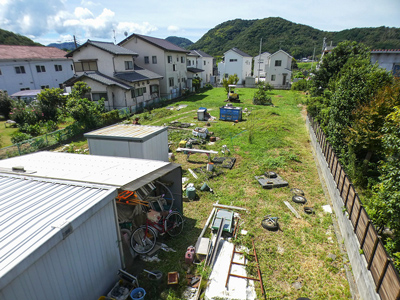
(308, 114), (400, 300)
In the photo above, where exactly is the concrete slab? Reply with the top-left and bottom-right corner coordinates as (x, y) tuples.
(205, 240), (257, 300)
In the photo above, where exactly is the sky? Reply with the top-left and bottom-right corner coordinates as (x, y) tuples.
(0, 0), (399, 46)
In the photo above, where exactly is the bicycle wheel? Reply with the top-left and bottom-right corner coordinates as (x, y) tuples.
(165, 211), (184, 237)
(130, 225), (157, 254)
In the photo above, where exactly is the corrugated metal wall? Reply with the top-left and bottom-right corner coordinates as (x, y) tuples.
(0, 200), (121, 300)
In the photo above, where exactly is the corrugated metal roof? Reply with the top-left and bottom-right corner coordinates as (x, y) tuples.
(0, 174), (117, 287)
(10, 89), (42, 97)
(371, 49), (400, 54)
(0, 45), (69, 60)
(0, 151), (175, 188)
(85, 124), (167, 141)
(187, 67), (204, 73)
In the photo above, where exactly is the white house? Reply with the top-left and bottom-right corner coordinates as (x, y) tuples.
(253, 51), (272, 79)
(218, 48), (252, 85)
(370, 49), (400, 77)
(190, 50), (214, 85)
(119, 34), (190, 99)
(0, 45), (74, 95)
(65, 40), (163, 112)
(262, 50), (293, 89)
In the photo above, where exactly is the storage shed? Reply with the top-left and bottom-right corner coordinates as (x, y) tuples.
(0, 151), (182, 300)
(84, 124), (169, 162)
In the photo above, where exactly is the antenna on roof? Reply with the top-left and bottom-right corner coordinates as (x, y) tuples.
(124, 31), (128, 37)
(113, 30), (116, 44)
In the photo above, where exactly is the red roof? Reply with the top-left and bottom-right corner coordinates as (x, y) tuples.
(0, 45), (69, 60)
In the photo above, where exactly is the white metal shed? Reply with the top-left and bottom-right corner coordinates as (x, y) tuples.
(0, 152), (182, 300)
(84, 124), (169, 162)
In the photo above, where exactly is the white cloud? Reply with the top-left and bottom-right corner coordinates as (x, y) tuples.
(74, 7), (94, 19)
(167, 25), (180, 32)
(116, 21), (158, 36)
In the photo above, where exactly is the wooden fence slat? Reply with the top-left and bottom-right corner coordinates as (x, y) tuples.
(340, 174), (347, 197)
(354, 205), (363, 233)
(368, 236), (381, 270)
(361, 220), (371, 249)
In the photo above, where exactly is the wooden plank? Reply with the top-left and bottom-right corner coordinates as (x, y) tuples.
(213, 203), (247, 211)
(283, 201), (301, 218)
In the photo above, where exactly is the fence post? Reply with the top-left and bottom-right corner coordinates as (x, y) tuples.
(354, 205), (363, 233)
(340, 174), (347, 197)
(368, 235), (380, 270)
(17, 143), (21, 156)
(376, 258), (391, 292)
(349, 192), (358, 219)
(334, 161), (340, 184)
(361, 220), (371, 248)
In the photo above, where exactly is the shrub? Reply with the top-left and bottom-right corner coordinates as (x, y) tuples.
(253, 81), (273, 105)
(291, 79), (309, 91)
(11, 132), (33, 144)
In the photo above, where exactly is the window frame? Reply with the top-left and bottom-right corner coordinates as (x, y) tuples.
(92, 92), (108, 101)
(275, 60), (282, 67)
(169, 77), (174, 87)
(125, 61), (133, 70)
(15, 66), (26, 74)
(36, 65), (46, 73)
(54, 64), (63, 72)
(152, 56), (157, 64)
(144, 56), (149, 64)
(168, 56), (173, 63)
(271, 74), (276, 81)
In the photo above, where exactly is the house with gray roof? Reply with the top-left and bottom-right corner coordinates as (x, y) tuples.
(370, 49), (400, 77)
(217, 48), (252, 85)
(119, 34), (190, 99)
(187, 50), (215, 88)
(65, 40), (162, 112)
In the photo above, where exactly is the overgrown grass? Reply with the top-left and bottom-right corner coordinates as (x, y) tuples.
(132, 87), (352, 299)
(0, 121), (19, 147)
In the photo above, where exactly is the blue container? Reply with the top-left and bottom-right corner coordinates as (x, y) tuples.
(219, 106), (242, 121)
(130, 287), (146, 300)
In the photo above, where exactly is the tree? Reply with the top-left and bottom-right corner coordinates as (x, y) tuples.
(36, 88), (67, 122)
(0, 90), (12, 118)
(192, 76), (202, 93)
(66, 82), (105, 128)
(253, 81), (273, 105)
(310, 41), (371, 96)
(222, 74), (239, 93)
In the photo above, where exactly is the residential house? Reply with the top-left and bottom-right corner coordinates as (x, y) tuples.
(262, 50), (293, 89)
(119, 34), (190, 99)
(65, 40), (163, 112)
(186, 51), (204, 90)
(217, 48), (252, 85)
(189, 50), (215, 85)
(370, 49), (400, 77)
(0, 45), (73, 95)
(253, 51), (272, 79)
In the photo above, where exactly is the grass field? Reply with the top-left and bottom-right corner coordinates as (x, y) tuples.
(0, 120), (18, 147)
(124, 87), (352, 299)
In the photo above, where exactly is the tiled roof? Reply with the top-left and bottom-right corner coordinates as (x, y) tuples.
(229, 47), (252, 57)
(371, 49), (400, 54)
(192, 49), (213, 58)
(188, 50), (200, 57)
(0, 45), (69, 60)
(119, 34), (189, 53)
(187, 67), (204, 73)
(65, 71), (133, 89)
(66, 40), (138, 57)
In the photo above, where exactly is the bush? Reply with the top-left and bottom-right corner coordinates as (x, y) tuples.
(11, 132), (33, 144)
(253, 81), (273, 105)
(291, 79), (309, 91)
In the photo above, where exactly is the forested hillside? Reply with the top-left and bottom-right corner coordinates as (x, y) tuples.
(0, 28), (41, 46)
(189, 17), (400, 58)
(165, 36), (193, 49)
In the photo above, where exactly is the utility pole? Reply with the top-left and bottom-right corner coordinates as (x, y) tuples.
(73, 35), (78, 49)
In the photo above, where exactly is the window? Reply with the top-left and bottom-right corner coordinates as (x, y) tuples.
(92, 93), (108, 101)
(54, 65), (62, 71)
(150, 85), (159, 94)
(74, 61), (98, 72)
(173, 64), (176, 71)
(204, 61), (206, 66)
(181, 56), (185, 63)
(36, 65), (46, 73)
(144, 56), (149, 64)
(168, 56), (172, 63)
(15, 66), (26, 74)
(125, 61), (133, 70)
(152, 56), (157, 64)
(169, 77), (174, 87)
(275, 60), (282, 67)
(229, 59), (237, 62)
(177, 56), (179, 62)
(224, 73), (229, 78)
(40, 85), (50, 89)
(0, 68), (2, 75)
(132, 87), (147, 97)
(271, 75), (276, 81)
(20, 87), (30, 91)
(187, 60), (191, 66)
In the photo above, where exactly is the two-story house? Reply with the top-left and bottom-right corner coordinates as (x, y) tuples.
(253, 51), (272, 79)
(119, 34), (190, 99)
(0, 45), (74, 95)
(65, 40), (162, 111)
(254, 50), (293, 89)
(217, 48), (252, 85)
(190, 50), (214, 85)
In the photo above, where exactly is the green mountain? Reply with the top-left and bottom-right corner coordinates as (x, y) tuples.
(0, 28), (42, 46)
(166, 36), (193, 49)
(47, 42), (79, 51)
(188, 17), (400, 59)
